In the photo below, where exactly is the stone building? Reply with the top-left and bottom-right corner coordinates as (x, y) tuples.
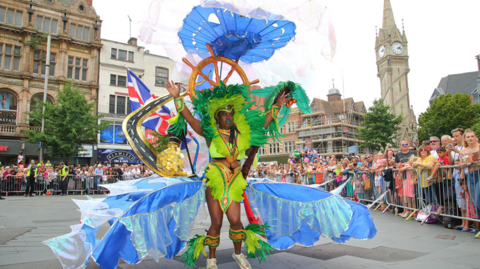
(375, 0), (417, 145)
(96, 38), (174, 165)
(0, 0), (101, 164)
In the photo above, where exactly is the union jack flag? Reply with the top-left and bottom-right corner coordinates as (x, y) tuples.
(126, 67), (171, 135)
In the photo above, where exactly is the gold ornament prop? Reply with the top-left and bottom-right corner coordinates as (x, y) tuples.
(156, 142), (189, 177)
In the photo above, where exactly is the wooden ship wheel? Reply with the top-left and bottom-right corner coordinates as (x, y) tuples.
(182, 44), (259, 97)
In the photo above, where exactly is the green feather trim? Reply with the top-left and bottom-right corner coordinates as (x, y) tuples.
(167, 113), (186, 137)
(291, 83), (312, 114)
(180, 234), (206, 267)
(251, 87), (274, 98)
(244, 222), (274, 264)
(277, 106), (290, 127)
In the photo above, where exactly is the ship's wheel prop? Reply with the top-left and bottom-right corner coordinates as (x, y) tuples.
(182, 44), (259, 98)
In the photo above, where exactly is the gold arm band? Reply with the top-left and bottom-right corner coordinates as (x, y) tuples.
(270, 105), (280, 120)
(174, 97), (185, 113)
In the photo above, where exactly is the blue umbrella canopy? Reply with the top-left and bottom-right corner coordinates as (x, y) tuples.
(178, 5), (296, 63)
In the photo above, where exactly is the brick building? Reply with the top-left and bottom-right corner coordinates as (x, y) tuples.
(0, 0), (102, 164)
(258, 86), (372, 163)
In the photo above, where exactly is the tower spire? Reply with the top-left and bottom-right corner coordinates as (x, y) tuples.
(382, 0), (397, 30)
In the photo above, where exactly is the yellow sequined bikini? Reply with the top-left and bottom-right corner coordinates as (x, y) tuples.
(205, 134), (247, 212)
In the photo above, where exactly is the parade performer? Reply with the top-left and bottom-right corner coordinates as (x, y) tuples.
(43, 2), (377, 269)
(165, 79), (290, 268)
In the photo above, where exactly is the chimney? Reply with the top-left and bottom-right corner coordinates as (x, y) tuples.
(128, 37), (137, 46)
(86, 0), (93, 6)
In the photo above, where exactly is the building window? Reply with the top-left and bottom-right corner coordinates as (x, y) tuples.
(284, 141), (294, 154)
(155, 67), (168, 87)
(117, 96), (126, 114)
(109, 95), (130, 115)
(110, 74), (126, 86)
(67, 56), (87, 81)
(111, 48), (134, 62)
(1, 44), (21, 71)
(0, 90), (18, 125)
(100, 121), (126, 144)
(286, 122), (295, 133)
(69, 23), (89, 41)
(109, 95), (115, 114)
(30, 93), (53, 111)
(33, 50), (56, 76)
(0, 7), (22, 27)
(36, 16), (58, 34)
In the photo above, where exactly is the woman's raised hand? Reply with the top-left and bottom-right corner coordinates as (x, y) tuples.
(166, 80), (180, 98)
(274, 92), (291, 107)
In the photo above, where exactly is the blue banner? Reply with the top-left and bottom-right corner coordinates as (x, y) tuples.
(97, 149), (142, 164)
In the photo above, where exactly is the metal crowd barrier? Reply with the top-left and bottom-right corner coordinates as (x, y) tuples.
(347, 164), (480, 238)
(0, 174), (149, 196)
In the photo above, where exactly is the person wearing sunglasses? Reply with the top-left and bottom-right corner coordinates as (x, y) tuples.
(395, 140), (418, 165)
(429, 136), (441, 159)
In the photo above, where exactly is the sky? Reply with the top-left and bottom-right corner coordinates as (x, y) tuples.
(93, 0), (480, 117)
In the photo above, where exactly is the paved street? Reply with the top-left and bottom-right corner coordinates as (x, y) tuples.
(0, 194), (479, 269)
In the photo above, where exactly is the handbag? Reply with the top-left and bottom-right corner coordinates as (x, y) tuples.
(364, 174), (371, 190)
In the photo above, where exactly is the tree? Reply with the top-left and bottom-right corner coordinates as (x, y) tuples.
(417, 93), (480, 143)
(25, 83), (110, 163)
(356, 99), (403, 152)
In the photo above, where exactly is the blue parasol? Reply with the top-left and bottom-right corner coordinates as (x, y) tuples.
(178, 5), (296, 63)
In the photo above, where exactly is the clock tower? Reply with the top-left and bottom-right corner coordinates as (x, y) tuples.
(376, 0), (417, 144)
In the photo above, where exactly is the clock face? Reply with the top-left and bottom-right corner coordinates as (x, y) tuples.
(378, 45), (385, 58)
(392, 42), (403, 54)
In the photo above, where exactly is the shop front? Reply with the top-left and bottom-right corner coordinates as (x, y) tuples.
(97, 149), (142, 165)
(75, 145), (94, 166)
(0, 139), (41, 166)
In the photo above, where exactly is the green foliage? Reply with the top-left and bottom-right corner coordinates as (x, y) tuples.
(356, 99), (403, 152)
(25, 83), (110, 163)
(148, 130), (169, 152)
(417, 93), (480, 142)
(26, 34), (47, 50)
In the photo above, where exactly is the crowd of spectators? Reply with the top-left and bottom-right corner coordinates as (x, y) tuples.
(1, 128), (479, 234)
(250, 128), (480, 233)
(0, 160), (155, 198)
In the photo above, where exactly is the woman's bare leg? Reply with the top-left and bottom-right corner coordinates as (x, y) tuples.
(206, 186), (224, 259)
(225, 201), (243, 255)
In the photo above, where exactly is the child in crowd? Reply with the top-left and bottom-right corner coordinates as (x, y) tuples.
(398, 155), (417, 217)
(453, 161), (467, 230)
(426, 147), (450, 182)
(459, 179), (480, 232)
(356, 172), (365, 203)
(374, 153), (386, 199)
(342, 163), (358, 199)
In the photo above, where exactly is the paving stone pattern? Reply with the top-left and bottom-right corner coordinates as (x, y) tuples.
(0, 195), (479, 269)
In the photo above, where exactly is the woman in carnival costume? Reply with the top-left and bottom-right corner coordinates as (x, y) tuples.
(166, 79), (290, 268)
(43, 3), (378, 269)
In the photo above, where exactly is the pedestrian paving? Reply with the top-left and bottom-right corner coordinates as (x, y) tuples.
(0, 195), (479, 269)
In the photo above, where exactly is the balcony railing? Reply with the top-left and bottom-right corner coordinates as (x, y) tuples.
(0, 125), (16, 133)
(28, 126), (42, 132)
